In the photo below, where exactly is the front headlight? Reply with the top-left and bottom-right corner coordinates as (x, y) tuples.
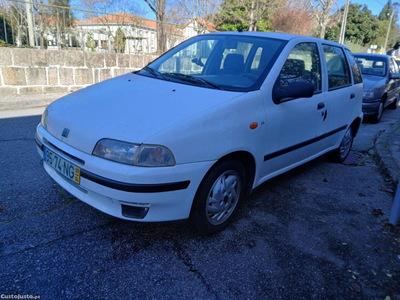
(93, 139), (175, 167)
(137, 145), (175, 167)
(363, 91), (375, 99)
(41, 108), (48, 129)
(93, 139), (140, 165)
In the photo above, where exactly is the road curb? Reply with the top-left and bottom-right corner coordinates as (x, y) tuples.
(374, 121), (400, 184)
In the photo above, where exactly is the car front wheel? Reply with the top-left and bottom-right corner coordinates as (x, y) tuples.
(191, 160), (246, 235)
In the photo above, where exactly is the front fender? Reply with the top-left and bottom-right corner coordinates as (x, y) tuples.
(143, 91), (267, 170)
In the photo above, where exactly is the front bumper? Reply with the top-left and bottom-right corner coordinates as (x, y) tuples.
(362, 99), (381, 116)
(36, 124), (215, 222)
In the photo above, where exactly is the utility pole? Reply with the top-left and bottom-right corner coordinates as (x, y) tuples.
(339, 0), (350, 45)
(25, 0), (35, 47)
(384, 3), (400, 52)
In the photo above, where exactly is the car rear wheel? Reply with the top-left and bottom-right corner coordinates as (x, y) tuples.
(328, 127), (354, 163)
(388, 96), (399, 110)
(370, 101), (384, 124)
(191, 160), (246, 235)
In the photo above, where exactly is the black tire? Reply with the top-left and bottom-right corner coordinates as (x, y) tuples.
(328, 127), (354, 163)
(191, 160), (246, 235)
(370, 100), (384, 124)
(388, 97), (399, 110)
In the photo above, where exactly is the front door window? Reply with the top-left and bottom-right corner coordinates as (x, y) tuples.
(280, 42), (322, 92)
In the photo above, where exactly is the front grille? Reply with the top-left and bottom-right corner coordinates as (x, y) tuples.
(44, 138), (85, 165)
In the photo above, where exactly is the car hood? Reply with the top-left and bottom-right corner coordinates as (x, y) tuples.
(45, 73), (243, 154)
(362, 74), (386, 91)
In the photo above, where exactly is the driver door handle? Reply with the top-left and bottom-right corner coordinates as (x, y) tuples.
(317, 102), (325, 110)
(350, 93), (355, 99)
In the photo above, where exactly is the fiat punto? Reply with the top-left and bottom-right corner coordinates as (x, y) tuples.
(36, 32), (363, 234)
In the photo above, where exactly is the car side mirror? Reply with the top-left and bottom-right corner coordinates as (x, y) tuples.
(273, 81), (315, 104)
(191, 58), (204, 67)
(389, 72), (400, 80)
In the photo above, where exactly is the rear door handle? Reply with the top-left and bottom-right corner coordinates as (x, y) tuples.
(350, 93), (355, 99)
(317, 102), (325, 110)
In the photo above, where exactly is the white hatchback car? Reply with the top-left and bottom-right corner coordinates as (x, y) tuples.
(36, 32), (363, 234)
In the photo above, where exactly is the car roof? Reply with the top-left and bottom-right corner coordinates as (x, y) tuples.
(204, 31), (348, 49)
(354, 53), (390, 59)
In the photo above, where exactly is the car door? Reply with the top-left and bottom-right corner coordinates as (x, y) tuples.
(316, 44), (360, 151)
(393, 58), (400, 100)
(388, 57), (400, 105)
(261, 42), (326, 178)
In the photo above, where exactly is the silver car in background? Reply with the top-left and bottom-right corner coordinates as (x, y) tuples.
(354, 53), (400, 123)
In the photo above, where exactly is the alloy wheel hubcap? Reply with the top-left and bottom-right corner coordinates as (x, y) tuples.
(339, 128), (352, 159)
(206, 171), (241, 225)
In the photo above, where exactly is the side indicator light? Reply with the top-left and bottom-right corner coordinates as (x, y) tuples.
(250, 122), (258, 130)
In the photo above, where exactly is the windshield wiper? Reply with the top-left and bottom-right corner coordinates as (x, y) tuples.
(164, 73), (220, 89)
(141, 66), (167, 80)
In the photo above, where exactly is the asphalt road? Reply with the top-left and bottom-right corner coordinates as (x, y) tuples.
(0, 107), (399, 299)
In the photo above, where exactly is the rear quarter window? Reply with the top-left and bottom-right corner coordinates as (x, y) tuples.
(345, 50), (363, 84)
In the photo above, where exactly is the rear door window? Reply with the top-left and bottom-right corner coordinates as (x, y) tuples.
(323, 45), (351, 89)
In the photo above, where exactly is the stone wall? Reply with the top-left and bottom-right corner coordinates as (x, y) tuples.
(0, 48), (158, 96)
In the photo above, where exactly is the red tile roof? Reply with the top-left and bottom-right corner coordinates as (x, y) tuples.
(75, 12), (157, 30)
(184, 17), (216, 32)
(75, 12), (216, 35)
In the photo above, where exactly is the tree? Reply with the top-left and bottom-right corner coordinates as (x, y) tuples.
(48, 0), (74, 49)
(323, 2), (400, 52)
(308, 0), (336, 38)
(378, 0), (399, 50)
(325, 4), (379, 46)
(144, 0), (167, 54)
(168, 0), (219, 34)
(346, 5), (380, 45)
(114, 27), (126, 53)
(217, 0), (282, 32)
(1, 0), (28, 46)
(0, 12), (14, 44)
(31, 0), (74, 49)
(271, 1), (315, 36)
(32, 2), (47, 49)
(379, 0), (393, 20)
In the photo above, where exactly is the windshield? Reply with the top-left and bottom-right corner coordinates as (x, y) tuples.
(355, 56), (387, 77)
(138, 34), (286, 92)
